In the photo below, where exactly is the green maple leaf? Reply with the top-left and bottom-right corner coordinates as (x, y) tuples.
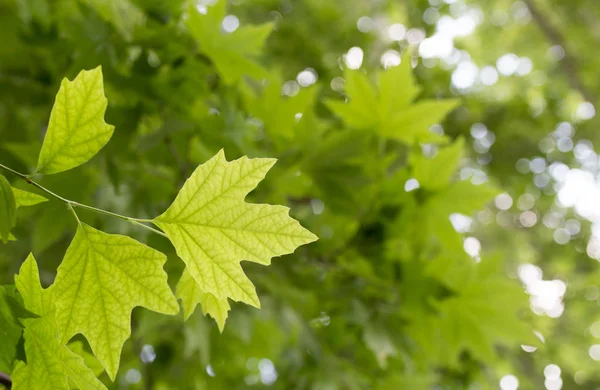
(12, 187), (48, 208)
(36, 66), (114, 175)
(12, 254), (106, 390)
(187, 0), (273, 84)
(177, 269), (230, 332)
(0, 174), (16, 243)
(326, 56), (459, 144)
(51, 224), (179, 379)
(409, 257), (534, 368)
(411, 138), (465, 190)
(153, 150), (317, 313)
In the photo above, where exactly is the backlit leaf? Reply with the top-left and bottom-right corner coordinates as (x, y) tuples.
(52, 224), (179, 379)
(36, 67), (114, 175)
(153, 150), (318, 312)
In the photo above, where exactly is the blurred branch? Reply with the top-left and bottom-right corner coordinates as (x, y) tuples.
(0, 372), (11, 389)
(523, 0), (596, 103)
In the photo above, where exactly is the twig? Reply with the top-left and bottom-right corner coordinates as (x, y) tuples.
(0, 163), (167, 238)
(0, 372), (11, 389)
(523, 0), (596, 103)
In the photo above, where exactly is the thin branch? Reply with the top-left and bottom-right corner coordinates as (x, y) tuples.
(523, 0), (596, 103)
(0, 163), (167, 238)
(0, 372), (11, 389)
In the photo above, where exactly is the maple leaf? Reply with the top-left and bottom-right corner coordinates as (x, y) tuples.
(51, 224), (179, 379)
(36, 66), (114, 175)
(326, 56), (459, 145)
(153, 150), (317, 312)
(186, 0), (273, 84)
(408, 257), (535, 368)
(12, 254), (106, 390)
(0, 174), (16, 243)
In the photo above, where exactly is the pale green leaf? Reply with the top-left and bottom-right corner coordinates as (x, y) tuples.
(12, 254), (106, 390)
(36, 67), (115, 175)
(52, 224), (179, 379)
(187, 1), (273, 84)
(154, 150), (318, 311)
(177, 269), (230, 332)
(0, 174), (16, 243)
(327, 62), (458, 145)
(411, 138), (465, 190)
(12, 187), (48, 208)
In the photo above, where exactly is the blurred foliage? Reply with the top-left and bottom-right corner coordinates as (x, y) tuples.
(1, 0), (599, 388)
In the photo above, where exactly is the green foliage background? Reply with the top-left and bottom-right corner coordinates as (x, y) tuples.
(0, 0), (599, 388)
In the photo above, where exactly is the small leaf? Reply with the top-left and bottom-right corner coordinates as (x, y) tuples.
(153, 150), (317, 312)
(186, 1), (273, 84)
(327, 61), (458, 145)
(12, 254), (106, 390)
(52, 224), (179, 379)
(0, 174), (16, 243)
(12, 187), (48, 208)
(37, 66), (114, 175)
(177, 269), (230, 332)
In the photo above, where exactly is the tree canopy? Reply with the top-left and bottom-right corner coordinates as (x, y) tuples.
(0, 0), (598, 389)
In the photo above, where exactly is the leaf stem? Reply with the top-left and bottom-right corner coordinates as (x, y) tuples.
(0, 163), (167, 238)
